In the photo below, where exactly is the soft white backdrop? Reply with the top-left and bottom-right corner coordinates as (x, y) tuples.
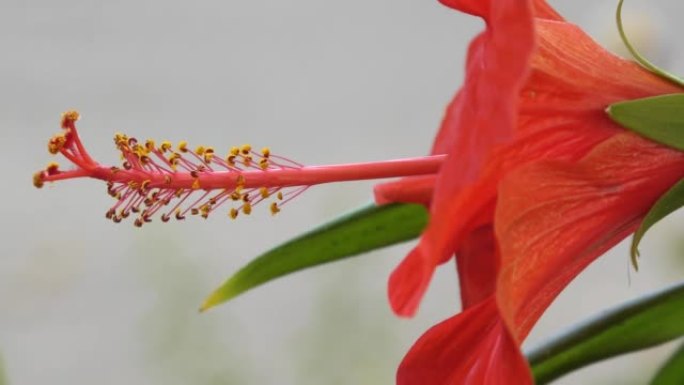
(1, 0), (684, 384)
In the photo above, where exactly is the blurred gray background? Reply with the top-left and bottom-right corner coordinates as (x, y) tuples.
(2, 0), (684, 384)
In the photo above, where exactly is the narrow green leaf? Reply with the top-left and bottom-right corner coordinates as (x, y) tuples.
(200, 203), (427, 311)
(527, 281), (684, 384)
(631, 178), (684, 269)
(607, 94), (684, 152)
(651, 342), (684, 385)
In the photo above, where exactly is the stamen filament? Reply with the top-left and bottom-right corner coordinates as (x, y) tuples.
(35, 111), (446, 225)
(43, 155), (445, 190)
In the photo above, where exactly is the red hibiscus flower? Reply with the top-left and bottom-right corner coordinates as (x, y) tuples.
(379, 0), (684, 383)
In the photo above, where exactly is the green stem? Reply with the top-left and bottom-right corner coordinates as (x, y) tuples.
(616, 0), (684, 87)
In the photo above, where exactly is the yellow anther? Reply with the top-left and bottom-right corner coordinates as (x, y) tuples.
(48, 133), (67, 154)
(240, 144), (252, 155)
(175, 189), (183, 198)
(277, 191), (283, 200)
(229, 208), (239, 219)
(114, 132), (128, 146)
(259, 158), (269, 170)
(261, 147), (270, 158)
(160, 141), (173, 152)
(134, 144), (149, 157)
(270, 202), (280, 215)
(168, 152), (181, 167)
(242, 193), (250, 202)
(229, 146), (240, 156)
(259, 187), (270, 199)
(128, 181), (140, 190)
(195, 145), (206, 155)
(175, 208), (185, 220)
(145, 139), (156, 152)
(200, 204), (211, 218)
(236, 174), (245, 187)
(33, 172), (45, 188)
(140, 180), (151, 191)
(226, 154), (236, 166)
(191, 208), (199, 215)
(178, 140), (189, 153)
(61, 110), (80, 128)
(242, 202), (252, 215)
(191, 178), (201, 190)
(230, 191), (241, 201)
(46, 162), (60, 175)
(203, 147), (215, 163)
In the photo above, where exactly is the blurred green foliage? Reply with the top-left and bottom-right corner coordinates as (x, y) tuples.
(202, 203), (427, 310)
(132, 231), (252, 385)
(293, 259), (402, 385)
(529, 281), (684, 384)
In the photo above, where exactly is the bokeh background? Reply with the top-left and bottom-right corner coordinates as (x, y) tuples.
(2, 0), (684, 384)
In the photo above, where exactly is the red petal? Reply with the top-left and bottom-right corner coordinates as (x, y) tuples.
(397, 298), (532, 385)
(374, 175), (436, 206)
(496, 134), (684, 339)
(521, 21), (679, 124)
(390, 0), (536, 316)
(456, 225), (498, 309)
(389, 11), (681, 317)
(389, 246), (436, 317)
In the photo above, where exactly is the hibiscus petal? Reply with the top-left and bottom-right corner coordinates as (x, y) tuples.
(374, 175), (437, 206)
(389, 0), (536, 317)
(521, 21), (680, 123)
(495, 133), (684, 339)
(456, 225), (498, 309)
(397, 298), (532, 385)
(389, 7), (681, 318)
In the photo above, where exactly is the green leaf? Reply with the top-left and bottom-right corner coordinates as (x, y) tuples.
(631, 178), (684, 270)
(200, 203), (427, 311)
(607, 94), (684, 152)
(651, 342), (684, 385)
(527, 281), (684, 384)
